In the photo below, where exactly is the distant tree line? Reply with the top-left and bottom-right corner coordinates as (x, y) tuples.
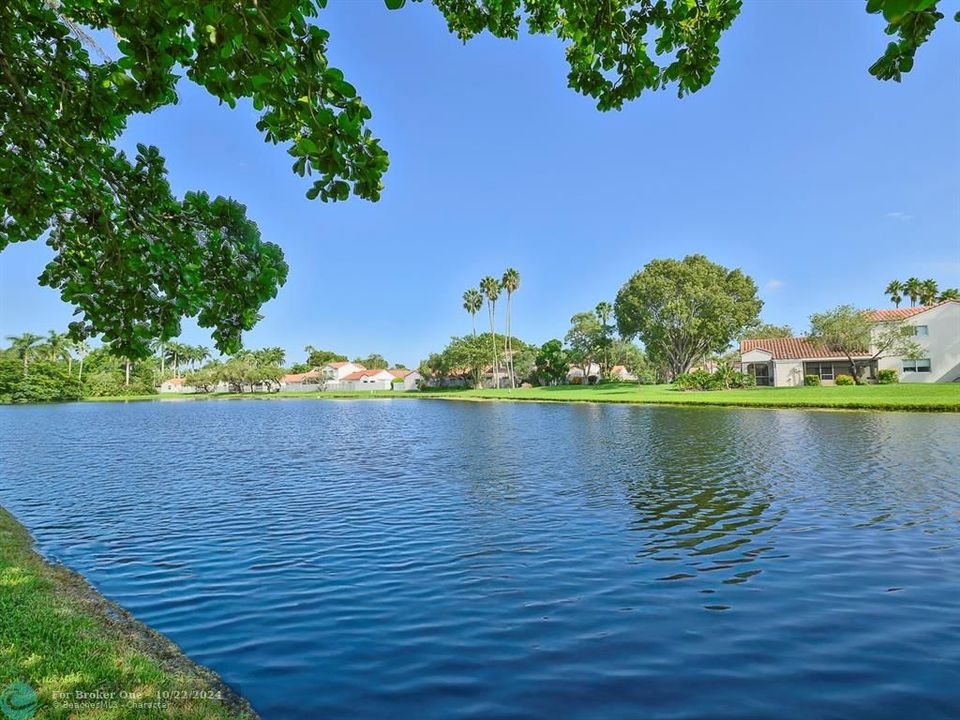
(422, 254), (944, 390)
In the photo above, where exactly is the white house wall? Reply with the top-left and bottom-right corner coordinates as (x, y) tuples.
(341, 379), (394, 391)
(741, 349), (773, 363)
(877, 302), (960, 383)
(772, 360), (804, 387)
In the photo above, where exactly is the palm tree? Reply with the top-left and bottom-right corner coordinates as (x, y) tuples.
(903, 277), (922, 307)
(152, 339), (167, 377)
(938, 288), (959, 302)
(595, 301), (613, 373)
(182, 344), (200, 370)
(500, 268), (520, 389)
(5, 332), (44, 375)
(194, 346), (211, 368)
(884, 280), (903, 308)
(462, 289), (483, 337)
(165, 341), (187, 377)
(919, 278), (939, 306)
(479, 276), (501, 389)
(74, 341), (90, 382)
(44, 330), (70, 364)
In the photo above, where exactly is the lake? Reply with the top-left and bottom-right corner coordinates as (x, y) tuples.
(1, 400), (958, 719)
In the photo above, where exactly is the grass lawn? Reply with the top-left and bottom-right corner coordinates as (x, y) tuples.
(0, 508), (256, 719)
(79, 383), (960, 411)
(422, 383), (960, 411)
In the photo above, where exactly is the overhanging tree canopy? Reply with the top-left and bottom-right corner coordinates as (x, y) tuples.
(2, 0), (951, 357)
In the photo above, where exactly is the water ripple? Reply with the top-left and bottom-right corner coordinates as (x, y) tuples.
(1, 400), (958, 719)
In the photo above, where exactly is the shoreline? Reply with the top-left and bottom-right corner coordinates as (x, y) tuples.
(0, 507), (258, 720)
(59, 383), (960, 413)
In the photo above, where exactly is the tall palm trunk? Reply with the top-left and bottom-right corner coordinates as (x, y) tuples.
(160, 345), (166, 376)
(124, 360), (131, 387)
(78, 357), (84, 382)
(505, 291), (515, 389)
(488, 300), (499, 389)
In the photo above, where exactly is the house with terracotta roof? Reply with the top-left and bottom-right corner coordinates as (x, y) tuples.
(279, 369), (324, 392)
(387, 368), (423, 391)
(338, 368), (394, 391)
(159, 377), (191, 393)
(321, 361), (366, 381)
(610, 365), (637, 382)
(740, 300), (960, 386)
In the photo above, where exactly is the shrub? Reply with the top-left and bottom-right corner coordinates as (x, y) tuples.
(635, 370), (657, 385)
(876, 368), (899, 384)
(804, 374), (821, 386)
(674, 368), (749, 391)
(835, 374), (855, 386)
(715, 366), (754, 389)
(674, 369), (713, 390)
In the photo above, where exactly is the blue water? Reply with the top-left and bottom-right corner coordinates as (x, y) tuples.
(1, 400), (958, 719)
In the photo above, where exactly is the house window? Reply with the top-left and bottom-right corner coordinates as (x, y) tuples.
(903, 359), (931, 373)
(803, 361), (869, 381)
(914, 325), (929, 336)
(804, 362), (835, 381)
(746, 363), (771, 386)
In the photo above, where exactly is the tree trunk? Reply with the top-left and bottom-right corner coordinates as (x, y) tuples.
(124, 360), (131, 387)
(506, 293), (515, 389)
(78, 358), (84, 382)
(488, 301), (499, 389)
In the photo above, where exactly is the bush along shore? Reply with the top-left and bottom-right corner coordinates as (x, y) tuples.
(0, 507), (258, 720)
(66, 382), (960, 412)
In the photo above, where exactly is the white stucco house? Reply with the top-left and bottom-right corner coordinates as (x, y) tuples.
(871, 301), (959, 382)
(280, 369), (324, 392)
(279, 364), (421, 392)
(567, 362), (602, 384)
(740, 300), (960, 386)
(321, 361), (364, 379)
(339, 368), (395, 391)
(609, 365), (637, 381)
(388, 369), (422, 391)
(159, 377), (192, 393)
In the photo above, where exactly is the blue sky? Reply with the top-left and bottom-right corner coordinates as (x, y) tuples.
(1, 1), (958, 367)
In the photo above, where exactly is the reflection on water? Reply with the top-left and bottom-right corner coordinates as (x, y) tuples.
(1, 400), (959, 720)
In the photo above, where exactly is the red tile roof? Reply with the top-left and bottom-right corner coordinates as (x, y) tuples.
(341, 369), (391, 381)
(282, 370), (319, 383)
(740, 337), (870, 360)
(387, 369), (411, 378)
(328, 361), (359, 369)
(863, 300), (955, 322)
(164, 377), (184, 385)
